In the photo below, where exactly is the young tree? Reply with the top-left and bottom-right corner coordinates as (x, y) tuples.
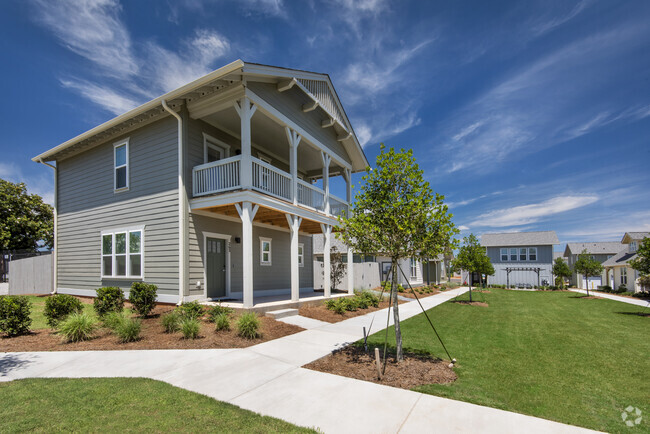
(0, 179), (53, 251)
(477, 254), (495, 288)
(329, 246), (346, 290)
(630, 237), (650, 291)
(552, 257), (571, 288)
(451, 234), (492, 301)
(572, 250), (603, 296)
(338, 145), (457, 362)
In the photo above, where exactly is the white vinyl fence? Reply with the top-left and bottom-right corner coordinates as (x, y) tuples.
(8, 254), (53, 295)
(314, 261), (381, 292)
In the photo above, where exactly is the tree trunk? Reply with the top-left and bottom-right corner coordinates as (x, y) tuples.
(391, 259), (403, 362)
(585, 274), (590, 296)
(468, 270), (472, 302)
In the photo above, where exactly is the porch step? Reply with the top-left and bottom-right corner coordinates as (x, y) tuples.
(265, 308), (299, 319)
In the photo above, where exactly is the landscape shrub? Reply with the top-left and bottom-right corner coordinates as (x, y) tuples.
(325, 298), (346, 314)
(102, 311), (126, 331)
(58, 313), (96, 342)
(614, 285), (627, 294)
(237, 312), (261, 339)
(44, 294), (84, 328)
(599, 285), (612, 293)
(359, 291), (380, 308)
(0, 295), (32, 337)
(632, 291), (650, 299)
(180, 317), (201, 339)
(214, 313), (230, 331)
(94, 287), (125, 317)
(342, 297), (359, 311)
(207, 304), (233, 322)
(177, 301), (204, 320)
(161, 311), (180, 333)
(114, 317), (142, 343)
(129, 282), (157, 317)
(355, 295), (370, 309)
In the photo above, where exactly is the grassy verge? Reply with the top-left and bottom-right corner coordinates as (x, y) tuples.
(0, 378), (314, 433)
(365, 289), (649, 433)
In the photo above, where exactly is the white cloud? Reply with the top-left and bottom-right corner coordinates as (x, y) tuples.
(458, 225), (470, 231)
(60, 79), (140, 115)
(240, 0), (286, 17)
(32, 0), (138, 79)
(470, 195), (599, 227)
(530, 0), (592, 36)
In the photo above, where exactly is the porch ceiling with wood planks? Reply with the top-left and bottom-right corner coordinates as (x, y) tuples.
(197, 204), (330, 234)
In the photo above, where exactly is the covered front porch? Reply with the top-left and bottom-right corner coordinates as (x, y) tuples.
(191, 196), (354, 308)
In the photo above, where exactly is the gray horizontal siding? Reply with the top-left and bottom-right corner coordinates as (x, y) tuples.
(189, 213), (313, 296)
(247, 82), (351, 165)
(56, 116), (180, 296)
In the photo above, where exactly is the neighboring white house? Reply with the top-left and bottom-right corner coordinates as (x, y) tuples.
(563, 242), (622, 289)
(601, 232), (649, 293)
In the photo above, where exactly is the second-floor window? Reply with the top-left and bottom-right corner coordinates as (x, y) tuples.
(519, 248), (527, 261)
(203, 133), (230, 163)
(500, 248), (508, 261)
(114, 140), (129, 191)
(510, 248), (517, 261)
(630, 241), (637, 253)
(528, 247), (537, 261)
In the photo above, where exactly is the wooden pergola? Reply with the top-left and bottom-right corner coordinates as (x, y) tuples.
(505, 267), (542, 288)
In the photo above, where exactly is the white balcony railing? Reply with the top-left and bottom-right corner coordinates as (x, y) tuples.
(297, 179), (325, 211)
(330, 194), (348, 217)
(193, 155), (346, 218)
(252, 157), (292, 202)
(193, 155), (241, 197)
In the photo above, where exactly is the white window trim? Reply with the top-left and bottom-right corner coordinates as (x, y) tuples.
(298, 243), (304, 268)
(621, 267), (627, 285)
(519, 247), (527, 262)
(203, 132), (230, 163)
(500, 248), (508, 261)
(260, 237), (272, 266)
(410, 257), (418, 279)
(528, 247), (537, 261)
(510, 248), (518, 262)
(114, 139), (130, 192)
(101, 225), (145, 279)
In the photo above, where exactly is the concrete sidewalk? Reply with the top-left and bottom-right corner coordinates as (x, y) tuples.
(569, 289), (650, 307)
(1, 287), (597, 433)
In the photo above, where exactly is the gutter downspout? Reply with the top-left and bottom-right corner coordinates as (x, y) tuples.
(38, 159), (57, 294)
(162, 100), (186, 306)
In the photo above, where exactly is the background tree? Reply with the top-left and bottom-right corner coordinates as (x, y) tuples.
(552, 257), (571, 288)
(476, 254), (495, 288)
(0, 179), (53, 251)
(451, 234), (491, 301)
(630, 237), (650, 291)
(338, 145), (457, 362)
(572, 250), (603, 296)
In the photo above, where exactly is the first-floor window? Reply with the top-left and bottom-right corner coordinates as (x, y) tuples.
(298, 243), (304, 267)
(528, 247), (537, 261)
(260, 237), (272, 265)
(500, 248), (508, 261)
(102, 228), (143, 278)
(621, 268), (627, 285)
(410, 257), (418, 279)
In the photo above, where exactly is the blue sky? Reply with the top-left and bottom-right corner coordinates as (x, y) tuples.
(1, 0), (649, 250)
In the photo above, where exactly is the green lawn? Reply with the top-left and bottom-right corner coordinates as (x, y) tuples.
(24, 295), (125, 329)
(0, 378), (313, 433)
(366, 289), (649, 433)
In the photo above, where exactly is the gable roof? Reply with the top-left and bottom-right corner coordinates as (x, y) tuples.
(32, 60), (368, 171)
(602, 250), (637, 267)
(564, 242), (623, 256)
(622, 232), (650, 243)
(481, 231), (559, 247)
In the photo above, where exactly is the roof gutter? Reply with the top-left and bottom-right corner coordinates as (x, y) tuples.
(162, 100), (187, 306)
(37, 159), (58, 294)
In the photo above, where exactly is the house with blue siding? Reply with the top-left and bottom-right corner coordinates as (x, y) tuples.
(481, 231), (559, 288)
(563, 242), (621, 289)
(32, 60), (368, 308)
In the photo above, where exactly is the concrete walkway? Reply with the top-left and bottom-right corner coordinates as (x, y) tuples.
(569, 289), (650, 307)
(1, 287), (597, 433)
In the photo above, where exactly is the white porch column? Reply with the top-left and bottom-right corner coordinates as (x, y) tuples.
(286, 214), (303, 302)
(321, 152), (331, 214)
(285, 127), (301, 206)
(236, 201), (259, 308)
(347, 246), (354, 295)
(321, 224), (332, 298)
(343, 168), (352, 217)
(234, 98), (257, 190)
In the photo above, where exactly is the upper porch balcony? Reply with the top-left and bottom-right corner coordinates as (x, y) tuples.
(192, 155), (349, 217)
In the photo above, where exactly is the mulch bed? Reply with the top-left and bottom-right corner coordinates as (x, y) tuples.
(299, 299), (406, 323)
(395, 288), (441, 299)
(0, 304), (303, 352)
(304, 345), (457, 389)
(451, 300), (489, 307)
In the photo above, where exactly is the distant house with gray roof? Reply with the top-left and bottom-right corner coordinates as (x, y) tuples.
(564, 242), (622, 289)
(481, 231), (559, 287)
(601, 232), (649, 292)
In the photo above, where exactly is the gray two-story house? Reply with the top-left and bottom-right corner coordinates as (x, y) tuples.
(481, 231), (559, 287)
(32, 60), (368, 308)
(563, 242), (622, 289)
